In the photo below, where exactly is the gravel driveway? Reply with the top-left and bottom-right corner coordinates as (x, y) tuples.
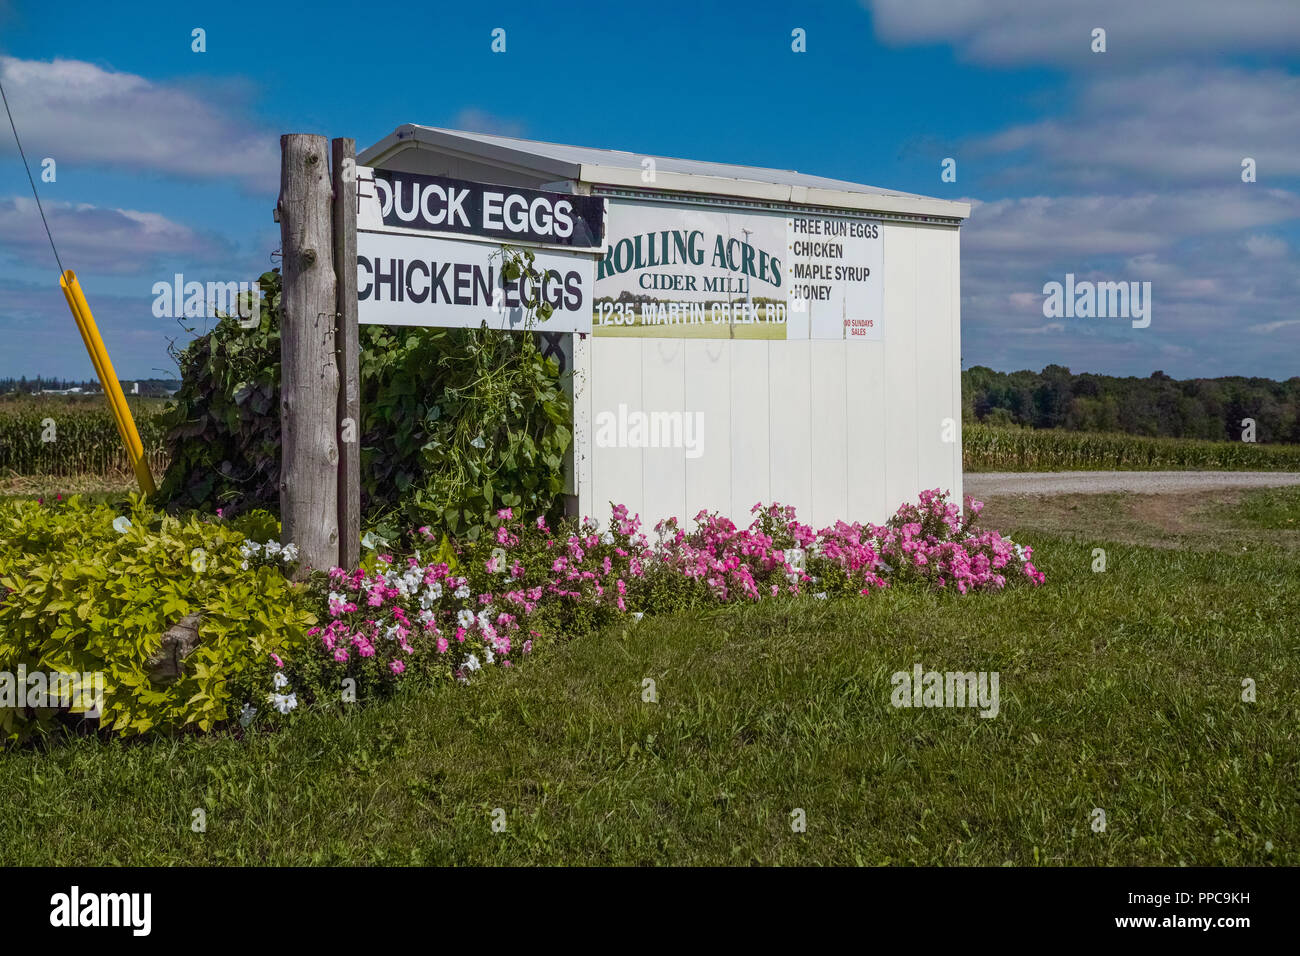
(964, 471), (1300, 496)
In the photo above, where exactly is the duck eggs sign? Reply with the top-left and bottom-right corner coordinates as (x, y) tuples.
(592, 200), (883, 340)
(355, 166), (603, 331)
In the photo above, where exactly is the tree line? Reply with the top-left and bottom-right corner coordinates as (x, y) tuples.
(964, 365), (1300, 444)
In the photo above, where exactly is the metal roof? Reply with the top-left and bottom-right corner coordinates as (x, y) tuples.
(360, 125), (970, 223)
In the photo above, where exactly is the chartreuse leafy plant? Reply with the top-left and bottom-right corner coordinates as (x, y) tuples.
(159, 255), (572, 545)
(0, 495), (315, 744)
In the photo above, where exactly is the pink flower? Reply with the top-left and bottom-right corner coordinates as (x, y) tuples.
(390, 659), (406, 675)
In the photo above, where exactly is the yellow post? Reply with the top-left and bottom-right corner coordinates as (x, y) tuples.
(59, 270), (157, 495)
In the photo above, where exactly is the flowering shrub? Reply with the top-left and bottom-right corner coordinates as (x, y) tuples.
(295, 490), (1043, 703)
(873, 489), (1046, 592)
(0, 495), (316, 743)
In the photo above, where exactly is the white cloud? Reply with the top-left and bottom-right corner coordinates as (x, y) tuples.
(865, 0), (1300, 65)
(1247, 319), (1300, 334)
(0, 196), (232, 273)
(960, 197), (1300, 377)
(450, 108), (526, 138)
(971, 66), (1300, 186)
(1244, 234), (1289, 258)
(964, 188), (1300, 257)
(0, 56), (278, 191)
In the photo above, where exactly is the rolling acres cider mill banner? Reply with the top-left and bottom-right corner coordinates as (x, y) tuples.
(593, 200), (884, 340)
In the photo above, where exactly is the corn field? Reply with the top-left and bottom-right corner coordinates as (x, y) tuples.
(963, 424), (1300, 472)
(0, 400), (169, 478)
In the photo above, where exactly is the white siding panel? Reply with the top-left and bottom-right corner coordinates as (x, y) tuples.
(730, 340), (770, 522)
(768, 340), (813, 516)
(589, 338), (643, 525)
(684, 340), (732, 525)
(951, 229), (964, 505)
(914, 226), (957, 498)
(846, 342), (888, 523)
(641, 338), (687, 528)
(809, 340), (848, 527)
(883, 225), (919, 511)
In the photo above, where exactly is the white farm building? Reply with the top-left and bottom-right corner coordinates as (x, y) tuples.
(360, 125), (970, 530)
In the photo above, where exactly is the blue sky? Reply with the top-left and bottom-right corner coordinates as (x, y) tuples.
(1, 0), (1297, 380)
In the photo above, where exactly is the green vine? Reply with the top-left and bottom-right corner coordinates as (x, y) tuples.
(158, 248), (573, 549)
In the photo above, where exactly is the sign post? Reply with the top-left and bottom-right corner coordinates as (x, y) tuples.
(278, 133), (340, 577)
(332, 138), (361, 571)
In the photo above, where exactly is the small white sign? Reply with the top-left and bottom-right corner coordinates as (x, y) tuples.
(356, 230), (594, 332)
(786, 214), (883, 340)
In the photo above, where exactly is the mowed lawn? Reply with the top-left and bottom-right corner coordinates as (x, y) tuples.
(0, 489), (1296, 865)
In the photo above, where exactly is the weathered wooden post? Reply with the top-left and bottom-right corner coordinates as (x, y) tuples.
(331, 137), (361, 571)
(278, 133), (339, 575)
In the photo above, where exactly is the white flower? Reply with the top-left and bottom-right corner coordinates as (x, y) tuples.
(384, 622), (401, 641)
(264, 540), (282, 557)
(280, 543), (299, 562)
(601, 532), (615, 546)
(419, 609), (435, 626)
(240, 560), (250, 570)
(268, 692), (297, 715)
(239, 703), (257, 727)
(245, 539), (262, 553)
(457, 609), (475, 629)
(632, 612), (644, 622)
(112, 516), (132, 534)
(783, 548), (806, 570)
(463, 654), (481, 672)
(483, 647), (496, 665)
(470, 435), (486, 449)
(454, 584), (471, 600)
(419, 583), (443, 609)
(272, 671), (289, 690)
(814, 592), (828, 600)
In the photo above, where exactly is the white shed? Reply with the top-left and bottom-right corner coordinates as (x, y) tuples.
(360, 126), (970, 530)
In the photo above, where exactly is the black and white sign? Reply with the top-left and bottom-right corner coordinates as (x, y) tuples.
(356, 231), (594, 332)
(360, 168), (605, 250)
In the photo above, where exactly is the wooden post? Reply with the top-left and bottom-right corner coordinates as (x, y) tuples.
(278, 134), (339, 575)
(332, 137), (361, 570)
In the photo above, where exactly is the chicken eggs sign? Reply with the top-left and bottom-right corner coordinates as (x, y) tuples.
(365, 168), (606, 250)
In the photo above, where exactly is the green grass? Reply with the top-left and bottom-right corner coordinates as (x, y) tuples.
(1233, 486), (1300, 530)
(0, 496), (1296, 865)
